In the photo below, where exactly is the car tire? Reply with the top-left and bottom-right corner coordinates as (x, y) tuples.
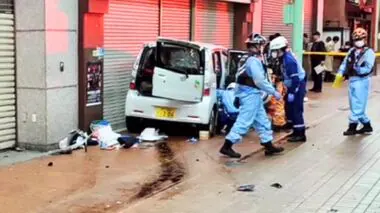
(126, 116), (143, 133)
(200, 109), (217, 138)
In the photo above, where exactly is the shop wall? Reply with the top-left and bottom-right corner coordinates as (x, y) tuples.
(16, 0), (78, 151)
(324, 0), (348, 28)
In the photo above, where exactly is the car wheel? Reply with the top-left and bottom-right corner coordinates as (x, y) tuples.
(126, 116), (143, 133)
(200, 109), (217, 138)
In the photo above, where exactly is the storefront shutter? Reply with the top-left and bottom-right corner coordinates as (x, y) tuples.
(195, 0), (234, 48)
(0, 1), (15, 150)
(161, 0), (191, 40)
(262, 0), (293, 46)
(304, 0), (314, 37)
(104, 0), (159, 129)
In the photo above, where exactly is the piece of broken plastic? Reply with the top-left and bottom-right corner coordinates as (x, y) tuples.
(237, 184), (255, 192)
(138, 128), (168, 142)
(271, 183), (283, 189)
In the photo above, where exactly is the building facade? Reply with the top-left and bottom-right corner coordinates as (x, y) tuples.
(5, 0), (321, 151)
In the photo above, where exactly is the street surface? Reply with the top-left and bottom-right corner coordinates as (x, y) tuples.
(1, 78), (380, 213)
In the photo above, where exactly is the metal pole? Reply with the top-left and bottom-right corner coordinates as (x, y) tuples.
(292, 0), (305, 62)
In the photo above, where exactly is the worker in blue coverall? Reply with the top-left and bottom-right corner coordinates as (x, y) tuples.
(270, 36), (307, 142)
(217, 83), (239, 134)
(219, 33), (284, 158)
(337, 28), (375, 136)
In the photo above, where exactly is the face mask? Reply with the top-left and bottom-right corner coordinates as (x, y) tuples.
(271, 51), (278, 58)
(354, 40), (365, 48)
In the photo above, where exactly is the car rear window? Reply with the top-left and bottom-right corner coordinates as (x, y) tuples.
(156, 42), (204, 75)
(137, 47), (156, 76)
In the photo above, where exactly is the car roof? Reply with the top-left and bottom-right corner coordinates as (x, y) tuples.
(145, 37), (227, 51)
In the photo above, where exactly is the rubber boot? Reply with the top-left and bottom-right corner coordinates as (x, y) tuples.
(343, 123), (358, 136)
(357, 122), (373, 135)
(261, 142), (284, 156)
(220, 140), (241, 158)
(288, 130), (307, 143)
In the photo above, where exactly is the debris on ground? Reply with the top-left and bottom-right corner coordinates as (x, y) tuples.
(118, 136), (139, 149)
(105, 165), (110, 169)
(237, 184), (255, 192)
(138, 128), (168, 142)
(329, 208), (338, 212)
(91, 121), (121, 150)
(271, 183), (283, 189)
(196, 159), (200, 162)
(187, 137), (198, 144)
(57, 130), (90, 154)
(48, 162), (53, 167)
(14, 147), (25, 152)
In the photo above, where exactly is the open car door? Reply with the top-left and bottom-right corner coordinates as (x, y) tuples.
(225, 49), (247, 86)
(152, 38), (205, 102)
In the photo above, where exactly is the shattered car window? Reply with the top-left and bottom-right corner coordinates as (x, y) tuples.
(157, 43), (203, 75)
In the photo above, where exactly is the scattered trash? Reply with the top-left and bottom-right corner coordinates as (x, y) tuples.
(116, 201), (122, 205)
(237, 184), (255, 192)
(271, 183), (283, 189)
(94, 124), (121, 150)
(48, 162), (53, 167)
(138, 128), (168, 142)
(312, 144), (315, 146)
(14, 147), (25, 152)
(105, 204), (111, 209)
(196, 159), (200, 162)
(187, 137), (198, 144)
(329, 209), (338, 212)
(105, 165), (110, 169)
(58, 130), (90, 154)
(3, 155), (8, 158)
(118, 136), (139, 149)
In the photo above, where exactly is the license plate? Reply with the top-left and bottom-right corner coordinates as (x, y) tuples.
(155, 107), (176, 118)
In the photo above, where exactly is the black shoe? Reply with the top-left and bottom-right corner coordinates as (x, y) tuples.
(288, 135), (307, 143)
(261, 142), (284, 156)
(343, 123), (358, 136)
(220, 140), (241, 158)
(309, 88), (317, 92)
(357, 122), (373, 135)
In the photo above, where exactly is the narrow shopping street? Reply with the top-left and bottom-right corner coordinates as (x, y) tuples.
(0, 78), (379, 213)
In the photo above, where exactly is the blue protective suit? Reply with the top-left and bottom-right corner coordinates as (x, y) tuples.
(226, 56), (277, 144)
(282, 52), (307, 134)
(338, 47), (375, 124)
(217, 89), (239, 128)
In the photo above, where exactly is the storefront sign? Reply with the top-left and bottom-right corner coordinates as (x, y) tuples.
(86, 61), (102, 107)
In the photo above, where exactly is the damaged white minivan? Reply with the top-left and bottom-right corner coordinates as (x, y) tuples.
(125, 38), (228, 136)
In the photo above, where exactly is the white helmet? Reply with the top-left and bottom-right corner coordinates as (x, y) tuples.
(227, 83), (236, 90)
(270, 36), (288, 50)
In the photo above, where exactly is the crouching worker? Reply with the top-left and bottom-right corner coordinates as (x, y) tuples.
(270, 36), (307, 142)
(337, 28), (375, 136)
(217, 83), (239, 134)
(219, 33), (284, 158)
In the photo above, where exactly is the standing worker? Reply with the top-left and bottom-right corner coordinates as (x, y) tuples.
(310, 31), (326, 93)
(219, 33), (284, 158)
(336, 28), (375, 135)
(270, 36), (307, 142)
